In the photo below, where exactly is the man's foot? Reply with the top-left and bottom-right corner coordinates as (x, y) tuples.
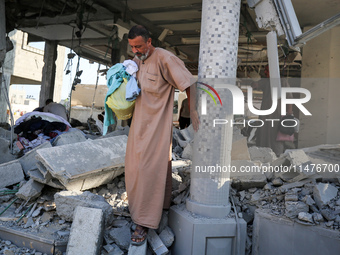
(131, 224), (148, 246)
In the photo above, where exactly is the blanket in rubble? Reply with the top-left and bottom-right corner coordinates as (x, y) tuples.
(14, 114), (70, 153)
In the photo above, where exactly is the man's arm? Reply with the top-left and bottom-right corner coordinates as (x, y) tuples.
(185, 85), (200, 132)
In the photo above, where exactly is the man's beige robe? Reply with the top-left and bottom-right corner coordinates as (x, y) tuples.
(125, 48), (193, 229)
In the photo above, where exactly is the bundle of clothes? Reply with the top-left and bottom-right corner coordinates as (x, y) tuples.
(14, 112), (72, 153)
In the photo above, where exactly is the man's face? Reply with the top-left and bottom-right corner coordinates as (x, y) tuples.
(128, 36), (152, 60)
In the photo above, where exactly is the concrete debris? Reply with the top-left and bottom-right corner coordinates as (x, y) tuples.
(0, 161), (25, 188)
(108, 224), (131, 251)
(51, 128), (87, 146)
(272, 178), (283, 187)
(181, 140), (193, 160)
(285, 202), (309, 218)
(313, 183), (338, 209)
(159, 226), (175, 248)
(285, 149), (310, 166)
(147, 229), (169, 255)
(67, 206), (104, 255)
(156, 211), (169, 234)
(298, 212), (314, 223)
(36, 135), (127, 191)
(101, 125), (130, 139)
(103, 244), (124, 255)
(18, 142), (52, 176)
(54, 190), (114, 225)
(128, 241), (147, 255)
(231, 160), (267, 190)
(0, 138), (16, 164)
(0, 127), (11, 140)
(16, 179), (45, 201)
(248, 146), (277, 163)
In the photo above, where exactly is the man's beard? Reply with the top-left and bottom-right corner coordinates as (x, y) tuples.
(135, 48), (150, 61)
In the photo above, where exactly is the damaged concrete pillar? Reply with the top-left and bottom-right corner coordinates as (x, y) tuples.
(169, 0), (247, 254)
(0, 0), (6, 65)
(39, 40), (57, 106)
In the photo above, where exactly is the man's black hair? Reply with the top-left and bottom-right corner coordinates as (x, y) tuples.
(45, 99), (53, 105)
(128, 25), (151, 42)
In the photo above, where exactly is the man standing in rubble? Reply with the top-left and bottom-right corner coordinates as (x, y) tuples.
(125, 25), (199, 245)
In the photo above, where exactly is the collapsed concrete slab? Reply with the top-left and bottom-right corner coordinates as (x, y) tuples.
(18, 142), (52, 176)
(66, 206), (104, 255)
(108, 224), (131, 251)
(28, 169), (64, 189)
(16, 179), (45, 201)
(252, 209), (340, 255)
(54, 191), (114, 225)
(52, 128), (87, 146)
(0, 161), (25, 188)
(36, 136), (127, 191)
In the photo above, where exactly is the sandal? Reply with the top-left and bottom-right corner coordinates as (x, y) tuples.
(131, 224), (148, 246)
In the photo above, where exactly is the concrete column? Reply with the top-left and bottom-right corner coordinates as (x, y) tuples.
(169, 1), (247, 254)
(0, 0), (6, 65)
(39, 40), (57, 106)
(298, 26), (340, 147)
(187, 0), (241, 218)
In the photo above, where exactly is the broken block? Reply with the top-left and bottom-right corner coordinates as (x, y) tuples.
(285, 201), (309, 218)
(231, 160), (267, 190)
(147, 229), (169, 255)
(248, 146), (277, 163)
(36, 136), (127, 190)
(18, 141), (52, 176)
(109, 224), (131, 251)
(54, 190), (114, 225)
(159, 226), (175, 248)
(0, 161), (25, 188)
(231, 137), (251, 161)
(128, 241), (147, 255)
(66, 206), (104, 255)
(313, 183), (338, 209)
(16, 179), (45, 201)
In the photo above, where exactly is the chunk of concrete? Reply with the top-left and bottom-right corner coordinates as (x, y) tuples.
(181, 141), (193, 160)
(108, 224), (131, 251)
(128, 241), (147, 255)
(285, 201), (309, 218)
(0, 138), (16, 164)
(298, 212), (314, 223)
(231, 137), (251, 161)
(54, 190), (114, 225)
(313, 183), (338, 209)
(36, 136), (127, 190)
(28, 169), (64, 189)
(231, 160), (267, 190)
(16, 179), (45, 201)
(103, 244), (124, 255)
(159, 226), (175, 248)
(147, 229), (169, 255)
(0, 161), (25, 188)
(249, 146), (277, 163)
(101, 126), (130, 139)
(52, 128), (86, 146)
(18, 141), (52, 175)
(66, 206), (104, 255)
(286, 150), (310, 166)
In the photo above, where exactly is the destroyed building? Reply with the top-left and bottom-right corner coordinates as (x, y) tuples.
(1, 0), (340, 255)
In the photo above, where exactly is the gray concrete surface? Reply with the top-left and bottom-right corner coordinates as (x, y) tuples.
(52, 128), (86, 146)
(248, 146), (277, 163)
(0, 161), (25, 188)
(147, 229), (168, 255)
(36, 136), (127, 189)
(313, 182), (338, 209)
(252, 209), (340, 255)
(0, 138), (15, 164)
(66, 206), (104, 255)
(169, 204), (246, 255)
(54, 190), (114, 225)
(128, 241), (147, 255)
(108, 224), (131, 251)
(18, 142), (52, 176)
(15, 179), (45, 201)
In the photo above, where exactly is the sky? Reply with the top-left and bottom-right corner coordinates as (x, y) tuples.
(11, 42), (107, 102)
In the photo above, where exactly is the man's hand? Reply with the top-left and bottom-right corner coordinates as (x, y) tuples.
(190, 109), (200, 132)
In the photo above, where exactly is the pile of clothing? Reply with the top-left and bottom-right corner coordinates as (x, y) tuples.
(14, 112), (72, 153)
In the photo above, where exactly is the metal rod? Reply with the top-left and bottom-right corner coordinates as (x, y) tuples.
(16, 203), (34, 223)
(0, 198), (18, 217)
